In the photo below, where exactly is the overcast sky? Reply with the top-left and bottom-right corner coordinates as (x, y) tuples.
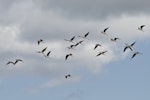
(0, 0), (150, 100)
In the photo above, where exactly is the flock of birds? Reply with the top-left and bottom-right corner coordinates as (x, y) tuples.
(5, 25), (146, 79)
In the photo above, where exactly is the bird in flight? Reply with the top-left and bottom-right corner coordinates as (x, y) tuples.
(111, 37), (119, 42)
(37, 39), (43, 45)
(67, 44), (76, 49)
(65, 53), (73, 60)
(44, 51), (51, 57)
(94, 44), (102, 50)
(37, 47), (47, 54)
(131, 52), (142, 59)
(123, 41), (136, 52)
(101, 27), (109, 34)
(96, 51), (107, 56)
(65, 74), (71, 79)
(138, 25), (145, 31)
(6, 59), (23, 65)
(78, 32), (89, 39)
(74, 40), (84, 47)
(64, 35), (76, 43)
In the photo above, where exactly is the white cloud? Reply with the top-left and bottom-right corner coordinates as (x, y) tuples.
(0, 14), (150, 76)
(0, 0), (150, 88)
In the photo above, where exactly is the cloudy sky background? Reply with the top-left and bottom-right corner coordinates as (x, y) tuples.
(0, 0), (150, 100)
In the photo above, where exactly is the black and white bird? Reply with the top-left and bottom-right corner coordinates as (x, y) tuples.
(6, 59), (23, 65)
(123, 41), (136, 52)
(75, 40), (84, 47)
(37, 47), (47, 54)
(131, 52), (142, 59)
(65, 74), (71, 79)
(111, 37), (119, 42)
(64, 35), (76, 43)
(37, 39), (43, 45)
(94, 44), (102, 50)
(44, 51), (51, 57)
(67, 44), (76, 49)
(101, 27), (109, 34)
(96, 51), (107, 56)
(65, 53), (73, 60)
(79, 32), (89, 39)
(138, 25), (145, 31)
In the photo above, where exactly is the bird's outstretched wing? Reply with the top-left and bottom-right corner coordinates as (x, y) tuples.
(131, 53), (136, 59)
(15, 59), (23, 64)
(104, 27), (109, 32)
(70, 36), (76, 41)
(123, 46), (128, 52)
(140, 25), (145, 29)
(6, 61), (15, 65)
(84, 32), (89, 37)
(46, 51), (51, 57)
(42, 47), (47, 53)
(131, 41), (136, 47)
(65, 54), (72, 60)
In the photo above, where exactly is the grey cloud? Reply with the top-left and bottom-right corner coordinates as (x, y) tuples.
(1, 0), (150, 22)
(35, 0), (150, 19)
(0, 0), (149, 42)
(0, 0), (150, 78)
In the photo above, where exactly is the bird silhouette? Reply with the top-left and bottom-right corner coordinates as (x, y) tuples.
(6, 59), (23, 65)
(44, 51), (51, 57)
(123, 41), (136, 52)
(94, 44), (102, 50)
(65, 53), (73, 60)
(96, 51), (107, 56)
(78, 32), (89, 39)
(65, 74), (71, 79)
(138, 25), (145, 31)
(101, 27), (109, 34)
(37, 39), (43, 45)
(75, 40), (84, 47)
(67, 44), (76, 49)
(131, 52), (142, 59)
(37, 47), (47, 54)
(111, 37), (119, 42)
(64, 35), (76, 43)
